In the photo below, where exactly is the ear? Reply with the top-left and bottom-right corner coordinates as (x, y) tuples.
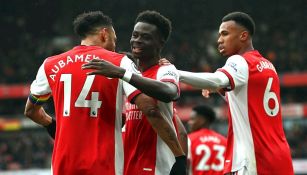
(158, 38), (166, 50)
(240, 31), (249, 41)
(99, 28), (109, 42)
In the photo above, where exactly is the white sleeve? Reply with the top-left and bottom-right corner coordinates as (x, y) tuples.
(179, 70), (229, 90)
(157, 65), (179, 82)
(217, 55), (248, 90)
(157, 64), (180, 92)
(120, 56), (141, 102)
(30, 61), (52, 96)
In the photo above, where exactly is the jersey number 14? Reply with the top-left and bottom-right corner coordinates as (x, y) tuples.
(60, 74), (102, 117)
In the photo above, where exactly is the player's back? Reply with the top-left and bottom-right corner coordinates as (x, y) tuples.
(224, 50), (293, 174)
(243, 50), (293, 174)
(44, 45), (125, 175)
(188, 128), (226, 175)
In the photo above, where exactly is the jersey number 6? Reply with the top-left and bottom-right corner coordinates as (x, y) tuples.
(263, 77), (279, 117)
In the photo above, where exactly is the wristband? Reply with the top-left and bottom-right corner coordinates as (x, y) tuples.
(45, 118), (56, 139)
(122, 71), (133, 82)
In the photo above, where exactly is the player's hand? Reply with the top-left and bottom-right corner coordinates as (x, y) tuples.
(202, 89), (211, 98)
(170, 155), (187, 175)
(44, 118), (56, 139)
(159, 58), (172, 66)
(82, 59), (125, 78)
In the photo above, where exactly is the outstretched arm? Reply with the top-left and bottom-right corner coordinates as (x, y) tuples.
(179, 70), (230, 90)
(82, 59), (178, 102)
(158, 58), (230, 91)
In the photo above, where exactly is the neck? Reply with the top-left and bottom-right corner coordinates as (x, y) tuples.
(138, 56), (160, 72)
(80, 36), (102, 46)
(238, 41), (254, 55)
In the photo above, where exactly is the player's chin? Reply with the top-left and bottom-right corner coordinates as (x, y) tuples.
(132, 51), (142, 59)
(219, 50), (227, 56)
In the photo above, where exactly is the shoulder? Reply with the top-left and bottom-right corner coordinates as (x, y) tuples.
(98, 49), (126, 61)
(120, 55), (140, 73)
(188, 130), (202, 140)
(223, 54), (249, 73)
(211, 130), (227, 142)
(157, 64), (179, 77)
(226, 54), (247, 65)
(158, 64), (177, 71)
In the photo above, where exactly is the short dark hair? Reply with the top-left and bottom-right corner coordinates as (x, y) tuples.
(192, 105), (216, 124)
(73, 11), (113, 39)
(135, 10), (172, 42)
(222, 12), (256, 36)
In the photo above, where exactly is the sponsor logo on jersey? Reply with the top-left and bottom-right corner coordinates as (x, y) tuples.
(226, 62), (238, 72)
(162, 70), (178, 79)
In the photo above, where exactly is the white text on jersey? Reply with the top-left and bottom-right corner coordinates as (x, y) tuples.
(256, 60), (276, 73)
(50, 54), (101, 81)
(199, 136), (222, 144)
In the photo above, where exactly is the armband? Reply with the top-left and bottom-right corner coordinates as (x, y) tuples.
(28, 93), (51, 105)
(45, 118), (56, 139)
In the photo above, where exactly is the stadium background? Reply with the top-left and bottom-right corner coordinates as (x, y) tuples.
(0, 0), (306, 174)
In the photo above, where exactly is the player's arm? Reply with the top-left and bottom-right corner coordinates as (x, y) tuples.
(24, 98), (52, 126)
(24, 62), (56, 139)
(82, 59), (178, 102)
(24, 96), (56, 139)
(133, 94), (184, 156)
(179, 70), (229, 90)
(125, 74), (178, 102)
(133, 94), (187, 175)
(175, 112), (188, 155)
(180, 55), (249, 92)
(158, 58), (230, 91)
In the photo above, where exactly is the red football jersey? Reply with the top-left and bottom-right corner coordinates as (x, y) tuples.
(218, 50), (294, 174)
(188, 128), (227, 175)
(30, 46), (141, 175)
(123, 64), (180, 175)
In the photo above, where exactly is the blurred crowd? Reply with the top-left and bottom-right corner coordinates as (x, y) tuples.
(0, 130), (53, 170)
(0, 0), (306, 171)
(0, 0), (306, 84)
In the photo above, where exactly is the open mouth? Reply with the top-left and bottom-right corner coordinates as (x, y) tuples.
(132, 47), (143, 54)
(218, 45), (224, 53)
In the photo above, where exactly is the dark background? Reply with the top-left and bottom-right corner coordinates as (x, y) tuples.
(0, 0), (306, 173)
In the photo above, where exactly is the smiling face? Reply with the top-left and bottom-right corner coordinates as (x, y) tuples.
(130, 22), (163, 61)
(217, 20), (246, 57)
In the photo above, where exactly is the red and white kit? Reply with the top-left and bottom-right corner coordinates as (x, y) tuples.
(123, 64), (180, 175)
(218, 50), (293, 174)
(188, 128), (227, 175)
(30, 46), (141, 175)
